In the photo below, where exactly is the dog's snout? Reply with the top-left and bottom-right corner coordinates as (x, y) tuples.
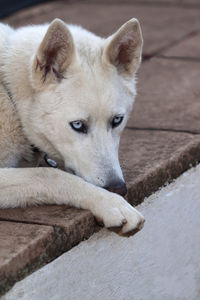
(104, 180), (127, 197)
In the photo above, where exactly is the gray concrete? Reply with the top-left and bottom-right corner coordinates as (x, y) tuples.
(3, 165), (200, 300)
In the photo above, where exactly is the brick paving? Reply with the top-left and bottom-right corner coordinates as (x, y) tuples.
(1, 0), (200, 296)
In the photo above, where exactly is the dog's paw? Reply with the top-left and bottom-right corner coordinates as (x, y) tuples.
(94, 193), (145, 236)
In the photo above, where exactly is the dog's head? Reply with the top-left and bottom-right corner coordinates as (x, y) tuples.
(29, 18), (143, 196)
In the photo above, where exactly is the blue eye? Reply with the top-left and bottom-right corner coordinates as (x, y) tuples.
(112, 115), (124, 128)
(70, 121), (87, 133)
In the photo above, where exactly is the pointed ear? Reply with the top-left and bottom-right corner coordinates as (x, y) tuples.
(31, 18), (75, 89)
(103, 18), (143, 76)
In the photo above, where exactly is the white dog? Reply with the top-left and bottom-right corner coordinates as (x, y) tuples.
(0, 18), (144, 235)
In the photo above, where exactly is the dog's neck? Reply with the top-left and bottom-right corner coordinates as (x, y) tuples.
(2, 33), (56, 157)
(2, 76), (59, 169)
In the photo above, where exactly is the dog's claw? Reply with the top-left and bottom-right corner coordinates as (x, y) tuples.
(120, 218), (145, 237)
(107, 216), (145, 237)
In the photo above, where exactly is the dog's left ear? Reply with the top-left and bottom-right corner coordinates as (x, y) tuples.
(31, 18), (75, 89)
(103, 18), (143, 76)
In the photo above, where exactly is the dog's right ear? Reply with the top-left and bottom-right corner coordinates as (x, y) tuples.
(103, 18), (143, 77)
(31, 18), (75, 89)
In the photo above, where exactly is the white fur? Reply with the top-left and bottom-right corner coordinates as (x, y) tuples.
(0, 18), (144, 235)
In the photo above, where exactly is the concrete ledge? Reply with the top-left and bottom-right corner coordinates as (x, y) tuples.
(0, 208), (95, 296)
(0, 222), (55, 295)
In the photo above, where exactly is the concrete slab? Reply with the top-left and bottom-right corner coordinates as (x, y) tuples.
(161, 32), (200, 59)
(3, 1), (200, 56)
(3, 164), (200, 300)
(0, 222), (54, 296)
(128, 57), (200, 132)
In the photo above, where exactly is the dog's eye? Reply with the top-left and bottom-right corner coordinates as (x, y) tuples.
(70, 121), (87, 133)
(112, 116), (124, 128)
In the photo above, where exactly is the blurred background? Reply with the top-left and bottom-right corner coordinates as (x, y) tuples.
(1, 0), (200, 62)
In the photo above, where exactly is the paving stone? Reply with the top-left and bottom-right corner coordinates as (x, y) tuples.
(0, 221), (54, 295)
(128, 57), (200, 132)
(0, 206), (95, 238)
(161, 32), (200, 59)
(119, 129), (200, 205)
(2, 1), (200, 56)
(0, 206), (96, 260)
(0, 207), (95, 295)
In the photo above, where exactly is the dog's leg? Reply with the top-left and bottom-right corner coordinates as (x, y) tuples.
(0, 168), (144, 234)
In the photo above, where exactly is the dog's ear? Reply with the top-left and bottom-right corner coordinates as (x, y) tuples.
(103, 18), (143, 76)
(31, 18), (75, 89)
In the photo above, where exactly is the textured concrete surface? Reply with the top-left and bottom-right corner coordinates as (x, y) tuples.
(0, 207), (96, 296)
(0, 205), (95, 236)
(0, 222), (55, 295)
(3, 164), (200, 300)
(128, 58), (200, 132)
(3, 1), (200, 56)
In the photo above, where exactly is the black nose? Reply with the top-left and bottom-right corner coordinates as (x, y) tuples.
(104, 180), (127, 197)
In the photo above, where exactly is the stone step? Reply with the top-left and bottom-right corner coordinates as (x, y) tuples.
(0, 208), (95, 295)
(0, 221), (54, 295)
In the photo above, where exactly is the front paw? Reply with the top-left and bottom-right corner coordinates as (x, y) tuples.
(94, 194), (145, 236)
